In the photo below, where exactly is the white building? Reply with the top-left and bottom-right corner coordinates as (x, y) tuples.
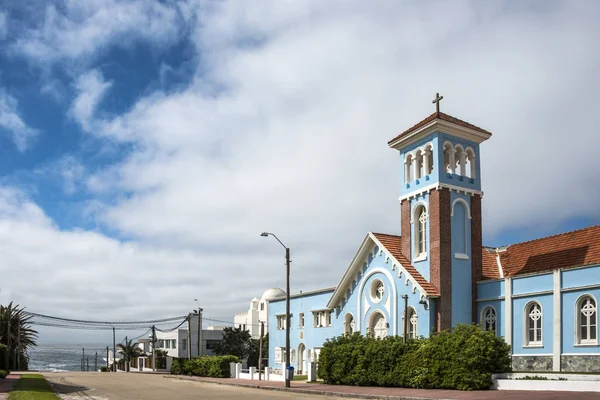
(138, 314), (225, 363)
(234, 288), (285, 339)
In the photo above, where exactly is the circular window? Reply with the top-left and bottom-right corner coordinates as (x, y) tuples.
(370, 279), (385, 303)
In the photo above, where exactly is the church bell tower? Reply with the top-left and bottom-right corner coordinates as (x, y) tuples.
(387, 94), (492, 331)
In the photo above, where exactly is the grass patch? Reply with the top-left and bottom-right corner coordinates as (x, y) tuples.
(293, 375), (308, 381)
(8, 374), (59, 400)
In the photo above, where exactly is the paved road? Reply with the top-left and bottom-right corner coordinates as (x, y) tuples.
(44, 372), (344, 400)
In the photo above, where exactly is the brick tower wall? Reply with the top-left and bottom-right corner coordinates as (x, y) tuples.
(429, 188), (452, 331)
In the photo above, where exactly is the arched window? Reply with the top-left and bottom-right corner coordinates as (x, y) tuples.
(525, 302), (543, 346)
(370, 279), (385, 302)
(414, 205), (428, 258)
(466, 148), (476, 179)
(481, 306), (497, 334)
(344, 314), (355, 335)
(406, 308), (418, 339)
(404, 154), (413, 183)
(577, 296), (597, 345)
(415, 150), (424, 179)
(425, 145), (434, 176)
(443, 142), (455, 174)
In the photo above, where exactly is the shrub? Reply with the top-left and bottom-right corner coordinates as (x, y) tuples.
(100, 366), (108, 372)
(318, 324), (511, 391)
(0, 370), (9, 379)
(170, 356), (239, 378)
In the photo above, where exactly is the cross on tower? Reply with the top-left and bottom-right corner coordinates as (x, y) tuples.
(432, 92), (444, 117)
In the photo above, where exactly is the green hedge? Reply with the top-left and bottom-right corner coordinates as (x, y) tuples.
(318, 324), (511, 391)
(170, 356), (239, 378)
(0, 370), (9, 379)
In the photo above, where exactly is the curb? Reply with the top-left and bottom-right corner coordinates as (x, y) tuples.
(165, 375), (445, 400)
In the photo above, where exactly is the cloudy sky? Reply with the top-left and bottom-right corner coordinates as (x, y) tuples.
(0, 0), (599, 343)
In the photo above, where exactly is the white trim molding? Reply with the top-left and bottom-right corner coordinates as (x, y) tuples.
(575, 293), (598, 347)
(399, 182), (483, 203)
(505, 278), (512, 348)
(454, 253), (469, 260)
(356, 268), (397, 335)
(553, 269), (561, 371)
(450, 198), (472, 219)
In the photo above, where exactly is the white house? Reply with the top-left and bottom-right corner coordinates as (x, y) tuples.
(234, 288), (285, 339)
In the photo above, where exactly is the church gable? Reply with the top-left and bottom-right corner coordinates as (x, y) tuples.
(326, 232), (439, 311)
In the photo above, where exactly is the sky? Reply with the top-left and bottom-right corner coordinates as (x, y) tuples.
(0, 0), (599, 344)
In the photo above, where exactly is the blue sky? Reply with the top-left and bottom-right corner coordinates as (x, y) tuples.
(0, 0), (599, 343)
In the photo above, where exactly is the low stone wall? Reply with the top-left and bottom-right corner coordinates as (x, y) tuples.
(511, 356), (552, 372)
(561, 355), (600, 373)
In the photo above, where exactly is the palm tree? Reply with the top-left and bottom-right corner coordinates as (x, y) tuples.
(0, 302), (38, 370)
(117, 338), (143, 372)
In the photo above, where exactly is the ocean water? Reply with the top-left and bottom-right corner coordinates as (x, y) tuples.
(29, 343), (110, 372)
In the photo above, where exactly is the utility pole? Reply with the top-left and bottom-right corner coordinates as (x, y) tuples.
(285, 247), (291, 388)
(187, 315), (191, 360)
(112, 327), (116, 372)
(82, 347), (85, 371)
(402, 295), (408, 343)
(95, 352), (98, 372)
(125, 336), (128, 372)
(87, 356), (89, 372)
(106, 347), (109, 371)
(152, 325), (156, 372)
(258, 321), (264, 381)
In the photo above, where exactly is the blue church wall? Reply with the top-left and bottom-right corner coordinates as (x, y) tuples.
(562, 265), (600, 289)
(409, 193), (430, 280)
(450, 192), (472, 325)
(477, 299), (505, 338)
(512, 273), (553, 296)
(437, 133), (481, 192)
(399, 133), (440, 197)
(512, 294), (553, 355)
(477, 279), (505, 300)
(268, 289), (335, 369)
(562, 286), (600, 354)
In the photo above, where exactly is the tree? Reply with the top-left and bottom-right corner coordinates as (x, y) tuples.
(0, 302), (38, 370)
(212, 327), (251, 359)
(247, 333), (268, 368)
(117, 338), (143, 372)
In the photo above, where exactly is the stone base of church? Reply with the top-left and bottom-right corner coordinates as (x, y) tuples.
(561, 355), (600, 373)
(511, 355), (553, 372)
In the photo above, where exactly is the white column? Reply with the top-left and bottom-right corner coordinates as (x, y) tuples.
(449, 149), (456, 174)
(307, 362), (317, 382)
(235, 362), (242, 379)
(470, 154), (477, 179)
(404, 160), (410, 183)
(411, 157), (418, 181)
(249, 366), (256, 380)
(265, 367), (270, 381)
(459, 151), (466, 176)
(553, 269), (562, 372)
(423, 150), (430, 176)
(505, 278), (512, 349)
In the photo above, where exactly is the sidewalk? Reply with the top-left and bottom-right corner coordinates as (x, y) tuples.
(0, 374), (19, 400)
(167, 375), (600, 400)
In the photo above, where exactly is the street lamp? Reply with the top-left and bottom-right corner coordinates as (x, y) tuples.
(261, 232), (291, 388)
(108, 323), (116, 372)
(194, 299), (203, 357)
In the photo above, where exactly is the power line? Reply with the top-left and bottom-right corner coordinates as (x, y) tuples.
(25, 311), (187, 326)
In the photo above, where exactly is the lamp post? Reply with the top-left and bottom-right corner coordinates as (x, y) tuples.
(261, 232), (291, 388)
(109, 323), (116, 372)
(77, 344), (85, 371)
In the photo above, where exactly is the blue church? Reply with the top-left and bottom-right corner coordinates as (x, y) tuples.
(268, 99), (600, 373)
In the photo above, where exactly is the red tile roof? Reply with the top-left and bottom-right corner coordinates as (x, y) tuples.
(482, 248), (500, 280)
(387, 112), (492, 146)
(371, 233), (440, 296)
(494, 225), (600, 278)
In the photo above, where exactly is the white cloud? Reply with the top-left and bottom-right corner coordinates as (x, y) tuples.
(12, 0), (187, 63)
(70, 69), (112, 131)
(3, 1), (600, 339)
(0, 89), (38, 151)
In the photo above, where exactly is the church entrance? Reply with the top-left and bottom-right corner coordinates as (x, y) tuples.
(297, 343), (305, 374)
(369, 312), (388, 339)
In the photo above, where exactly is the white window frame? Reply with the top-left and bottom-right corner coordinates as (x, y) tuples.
(576, 294), (598, 346)
(481, 306), (497, 335)
(313, 310), (331, 328)
(299, 312), (304, 328)
(524, 301), (543, 347)
(276, 315), (286, 330)
(413, 205), (428, 261)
